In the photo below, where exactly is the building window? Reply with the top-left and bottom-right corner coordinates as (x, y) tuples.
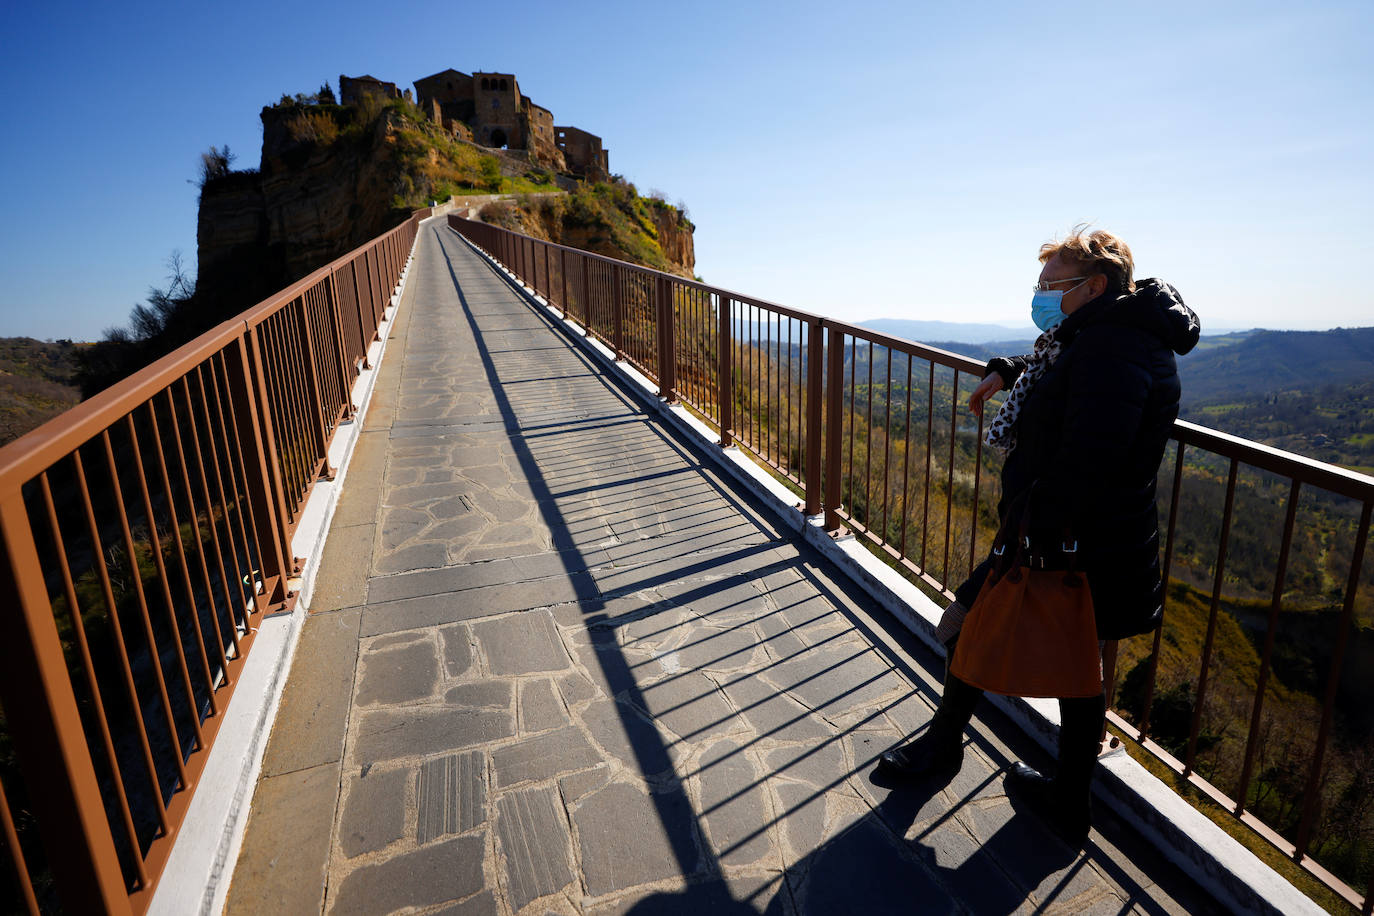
(481, 78), (490, 90)
(491, 98), (500, 110)
(499, 79), (508, 90)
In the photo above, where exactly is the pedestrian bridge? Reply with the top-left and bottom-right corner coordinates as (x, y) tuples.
(2, 210), (1366, 915)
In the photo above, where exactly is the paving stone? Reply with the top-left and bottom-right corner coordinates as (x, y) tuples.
(495, 787), (576, 910)
(472, 610), (572, 674)
(556, 670), (601, 706)
(360, 573), (597, 635)
(329, 833), (486, 916)
(261, 609), (360, 777)
(578, 697), (674, 780)
(445, 680), (514, 709)
(440, 623), (474, 676)
(787, 815), (953, 916)
(697, 739), (773, 866)
(418, 750), (486, 843)
(357, 639), (440, 705)
(912, 818), (1029, 915)
(765, 741), (847, 790)
(224, 763), (337, 916)
(520, 678), (567, 733)
(718, 670), (831, 743)
(339, 766), (408, 857)
(573, 781), (702, 896)
(557, 765), (613, 805)
(671, 622), (764, 672)
(615, 605), (696, 648)
(754, 607), (810, 661)
(311, 524), (373, 613)
(631, 670), (740, 744)
(369, 551), (608, 603)
(773, 781), (828, 862)
(492, 725), (604, 788)
(432, 890), (500, 915)
(764, 641), (907, 715)
(354, 707), (514, 761)
(583, 879), (770, 916)
(370, 631), (426, 650)
(373, 542), (449, 575)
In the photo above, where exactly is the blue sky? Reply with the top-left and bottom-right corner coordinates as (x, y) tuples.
(1, 0), (1369, 341)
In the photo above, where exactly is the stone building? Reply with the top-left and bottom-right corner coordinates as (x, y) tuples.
(339, 74), (401, 107)
(414, 67), (599, 175)
(555, 126), (610, 181)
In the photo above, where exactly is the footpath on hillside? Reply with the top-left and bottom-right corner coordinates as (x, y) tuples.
(224, 218), (1218, 915)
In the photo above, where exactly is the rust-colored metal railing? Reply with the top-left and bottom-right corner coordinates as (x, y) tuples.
(450, 213), (1374, 912)
(0, 208), (428, 914)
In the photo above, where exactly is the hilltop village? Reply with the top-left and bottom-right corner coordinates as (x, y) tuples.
(285, 70), (610, 182)
(192, 66), (692, 371)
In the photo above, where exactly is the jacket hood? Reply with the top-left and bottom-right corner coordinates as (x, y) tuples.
(1065, 278), (1201, 355)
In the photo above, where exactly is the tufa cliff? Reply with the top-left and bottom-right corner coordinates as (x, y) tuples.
(197, 89), (694, 314)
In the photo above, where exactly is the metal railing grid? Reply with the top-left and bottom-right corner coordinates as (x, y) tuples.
(0, 209), (428, 914)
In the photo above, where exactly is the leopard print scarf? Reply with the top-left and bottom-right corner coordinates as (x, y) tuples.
(984, 328), (1063, 452)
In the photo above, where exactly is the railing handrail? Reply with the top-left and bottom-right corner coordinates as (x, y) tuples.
(1173, 418), (1374, 500)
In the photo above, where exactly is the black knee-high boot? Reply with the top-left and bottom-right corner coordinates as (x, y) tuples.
(876, 672), (984, 778)
(1005, 691), (1106, 846)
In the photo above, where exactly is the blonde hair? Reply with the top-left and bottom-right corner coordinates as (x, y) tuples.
(1040, 225), (1135, 295)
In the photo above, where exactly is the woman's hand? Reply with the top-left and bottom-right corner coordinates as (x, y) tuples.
(968, 373), (1005, 418)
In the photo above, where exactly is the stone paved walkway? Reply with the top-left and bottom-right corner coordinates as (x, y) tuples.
(224, 221), (1220, 915)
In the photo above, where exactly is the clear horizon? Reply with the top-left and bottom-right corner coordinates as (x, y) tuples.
(1, 0), (1370, 342)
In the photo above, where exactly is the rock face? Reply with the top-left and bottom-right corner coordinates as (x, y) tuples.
(197, 106), (695, 308)
(197, 119), (403, 307)
(651, 206), (695, 276)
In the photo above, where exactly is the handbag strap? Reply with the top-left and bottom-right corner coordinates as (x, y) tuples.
(993, 484), (1083, 584)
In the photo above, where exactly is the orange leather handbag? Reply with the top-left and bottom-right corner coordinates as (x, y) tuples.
(950, 498), (1102, 698)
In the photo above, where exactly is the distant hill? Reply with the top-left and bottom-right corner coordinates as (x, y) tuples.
(0, 337), (83, 447)
(1176, 327), (1374, 402)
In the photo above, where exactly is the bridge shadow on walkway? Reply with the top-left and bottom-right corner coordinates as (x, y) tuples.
(225, 220), (1220, 915)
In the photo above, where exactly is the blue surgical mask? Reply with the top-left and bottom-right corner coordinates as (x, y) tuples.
(1029, 279), (1087, 331)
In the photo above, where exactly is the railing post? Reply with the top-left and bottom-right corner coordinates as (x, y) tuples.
(295, 296), (333, 478)
(718, 296), (733, 447)
(1295, 499), (1371, 857)
(824, 324), (845, 532)
(327, 271), (355, 419)
(351, 260), (371, 370)
(581, 256), (592, 334)
(804, 318), (824, 516)
(559, 249), (569, 319)
(657, 275), (677, 402)
(0, 489), (132, 914)
(234, 329), (293, 591)
(612, 265), (624, 359)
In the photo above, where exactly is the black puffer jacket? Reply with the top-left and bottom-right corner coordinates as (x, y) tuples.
(955, 278), (1201, 640)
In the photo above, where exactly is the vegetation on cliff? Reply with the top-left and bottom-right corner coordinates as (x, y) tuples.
(475, 181), (695, 277)
(0, 338), (82, 446)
